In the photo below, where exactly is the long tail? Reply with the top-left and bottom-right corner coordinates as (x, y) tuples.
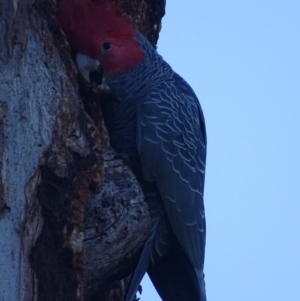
(147, 235), (206, 301)
(124, 234), (155, 301)
(124, 190), (162, 301)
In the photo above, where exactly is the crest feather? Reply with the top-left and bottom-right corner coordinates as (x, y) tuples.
(57, 0), (137, 57)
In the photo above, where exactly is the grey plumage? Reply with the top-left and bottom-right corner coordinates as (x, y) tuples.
(100, 32), (207, 301)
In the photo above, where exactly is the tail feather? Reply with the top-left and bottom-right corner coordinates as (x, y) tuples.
(125, 190), (206, 301)
(124, 236), (155, 301)
(147, 236), (206, 301)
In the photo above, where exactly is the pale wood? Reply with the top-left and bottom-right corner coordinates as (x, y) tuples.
(0, 0), (166, 300)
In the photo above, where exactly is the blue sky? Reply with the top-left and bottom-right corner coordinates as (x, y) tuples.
(140, 1), (300, 300)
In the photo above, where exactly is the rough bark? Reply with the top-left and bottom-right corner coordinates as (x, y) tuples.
(83, 148), (148, 301)
(0, 0), (165, 301)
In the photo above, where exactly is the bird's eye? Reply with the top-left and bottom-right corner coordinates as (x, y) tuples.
(102, 42), (112, 52)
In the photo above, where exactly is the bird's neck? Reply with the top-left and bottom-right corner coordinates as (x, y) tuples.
(104, 31), (172, 103)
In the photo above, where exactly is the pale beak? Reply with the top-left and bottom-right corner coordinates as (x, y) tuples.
(76, 52), (101, 84)
(76, 53), (110, 94)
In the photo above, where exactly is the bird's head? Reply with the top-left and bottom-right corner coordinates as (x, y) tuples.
(57, 0), (145, 80)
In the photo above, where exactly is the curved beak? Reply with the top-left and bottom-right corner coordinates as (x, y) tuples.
(76, 53), (110, 94)
(76, 52), (102, 85)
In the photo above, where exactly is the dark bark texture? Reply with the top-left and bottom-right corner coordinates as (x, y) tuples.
(0, 0), (166, 301)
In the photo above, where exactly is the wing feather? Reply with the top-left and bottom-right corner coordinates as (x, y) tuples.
(137, 74), (207, 268)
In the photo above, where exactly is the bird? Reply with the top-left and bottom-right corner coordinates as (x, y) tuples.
(57, 1), (207, 300)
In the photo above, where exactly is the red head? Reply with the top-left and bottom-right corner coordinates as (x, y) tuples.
(57, 0), (145, 76)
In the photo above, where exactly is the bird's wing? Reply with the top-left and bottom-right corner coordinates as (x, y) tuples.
(137, 73), (207, 268)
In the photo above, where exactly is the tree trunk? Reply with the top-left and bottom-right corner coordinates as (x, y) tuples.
(0, 0), (165, 301)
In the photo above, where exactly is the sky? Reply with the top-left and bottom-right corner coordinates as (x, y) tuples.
(140, 1), (300, 300)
